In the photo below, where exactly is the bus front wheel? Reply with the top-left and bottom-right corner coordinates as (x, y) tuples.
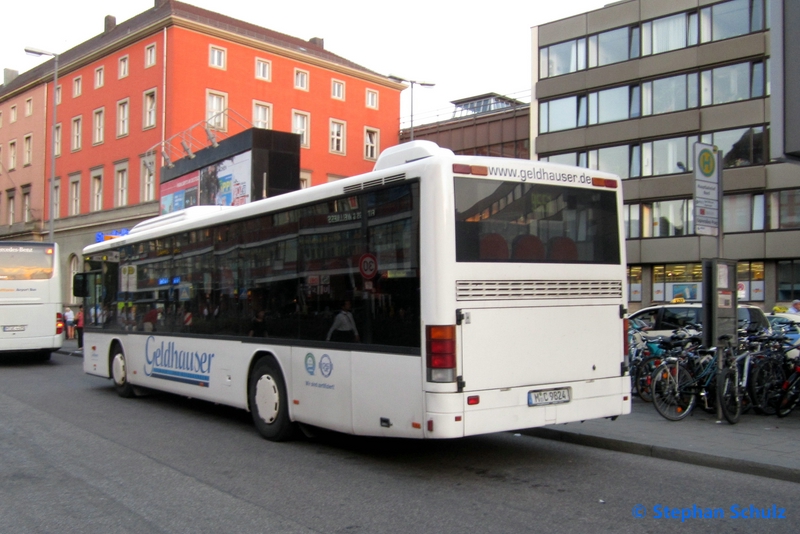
(248, 358), (297, 441)
(111, 345), (136, 398)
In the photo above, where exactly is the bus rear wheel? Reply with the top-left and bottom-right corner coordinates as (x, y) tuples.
(111, 345), (136, 398)
(249, 358), (297, 441)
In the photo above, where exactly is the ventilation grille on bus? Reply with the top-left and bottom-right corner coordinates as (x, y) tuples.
(456, 280), (623, 300)
(343, 173), (405, 194)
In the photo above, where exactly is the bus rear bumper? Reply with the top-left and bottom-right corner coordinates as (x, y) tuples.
(424, 377), (631, 439)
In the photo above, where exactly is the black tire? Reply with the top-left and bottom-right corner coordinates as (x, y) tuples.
(776, 375), (800, 418)
(38, 350), (52, 362)
(635, 355), (662, 403)
(110, 345), (136, 398)
(652, 363), (696, 421)
(248, 358), (297, 441)
(717, 368), (741, 424)
(749, 358), (785, 415)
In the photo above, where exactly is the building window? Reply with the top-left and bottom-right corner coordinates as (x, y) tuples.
(364, 128), (379, 160)
(299, 171), (311, 189)
(636, 199), (695, 238)
(115, 165), (128, 207)
(332, 79), (345, 100)
(206, 91), (227, 130)
(624, 204), (641, 239)
(73, 76), (82, 97)
(209, 46), (226, 69)
(143, 89), (157, 129)
(7, 140), (16, 169)
(91, 171), (103, 212)
(22, 188), (31, 222)
(142, 157), (155, 202)
(145, 43), (157, 67)
(628, 266), (643, 302)
(117, 99), (129, 137)
(69, 176), (80, 216)
(366, 89), (378, 109)
(652, 263), (704, 302)
(25, 98), (33, 116)
(6, 192), (14, 225)
(118, 55), (129, 78)
(10, 106), (17, 123)
(292, 111), (310, 148)
(53, 179), (60, 220)
(93, 109), (104, 145)
(767, 189), (800, 230)
(737, 261), (764, 301)
(55, 86), (61, 105)
(253, 101), (271, 129)
(71, 116), (82, 151)
(703, 0), (764, 43)
(540, 37), (586, 78)
(95, 67), (104, 88)
(255, 58), (271, 81)
(329, 120), (345, 154)
(0, 110), (3, 127)
(23, 135), (32, 166)
(723, 193), (765, 233)
(54, 124), (61, 157)
(778, 259), (800, 301)
(294, 69), (309, 90)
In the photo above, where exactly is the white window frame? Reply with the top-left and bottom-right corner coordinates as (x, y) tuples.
(206, 90), (228, 131)
(94, 66), (104, 89)
(366, 89), (379, 109)
(332, 79), (345, 100)
(55, 86), (61, 105)
(23, 135), (32, 166)
(52, 179), (60, 220)
(329, 119), (346, 155)
(69, 174), (80, 216)
(22, 189), (31, 222)
(294, 68), (309, 91)
(115, 163), (129, 208)
(209, 46), (226, 70)
(8, 140), (16, 170)
(71, 117), (82, 151)
(255, 58), (271, 81)
(54, 124), (61, 157)
(117, 99), (129, 138)
(141, 157), (155, 202)
(143, 89), (157, 130)
(118, 55), (129, 79)
(91, 170), (103, 212)
(7, 192), (15, 225)
(300, 171), (311, 189)
(73, 76), (82, 97)
(10, 106), (17, 123)
(253, 101), (272, 129)
(25, 98), (33, 116)
(145, 43), (157, 68)
(364, 127), (380, 160)
(92, 108), (104, 145)
(292, 110), (310, 148)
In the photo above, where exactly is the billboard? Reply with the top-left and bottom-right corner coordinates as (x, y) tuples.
(160, 151), (252, 214)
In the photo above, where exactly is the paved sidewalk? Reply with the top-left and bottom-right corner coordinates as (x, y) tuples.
(57, 340), (797, 482)
(524, 396), (800, 483)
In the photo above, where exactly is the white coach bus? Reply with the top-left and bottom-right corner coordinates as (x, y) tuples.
(75, 141), (630, 441)
(1, 242), (64, 360)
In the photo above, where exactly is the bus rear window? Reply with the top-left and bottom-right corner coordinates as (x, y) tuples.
(0, 244), (55, 280)
(454, 178), (620, 264)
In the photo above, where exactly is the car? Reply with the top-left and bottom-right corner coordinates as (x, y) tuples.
(628, 302), (770, 339)
(767, 312), (800, 358)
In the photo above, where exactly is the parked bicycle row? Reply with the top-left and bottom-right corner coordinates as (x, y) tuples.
(628, 319), (800, 424)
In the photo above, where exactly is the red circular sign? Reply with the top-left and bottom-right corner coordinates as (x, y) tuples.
(359, 253), (378, 279)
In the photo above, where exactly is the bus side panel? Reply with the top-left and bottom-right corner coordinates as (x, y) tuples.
(84, 333), (114, 377)
(290, 346), (353, 434)
(350, 353), (424, 438)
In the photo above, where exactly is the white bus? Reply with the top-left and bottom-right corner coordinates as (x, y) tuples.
(76, 141), (630, 441)
(0, 242), (65, 360)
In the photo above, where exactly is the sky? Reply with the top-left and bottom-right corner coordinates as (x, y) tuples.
(1, 0), (610, 126)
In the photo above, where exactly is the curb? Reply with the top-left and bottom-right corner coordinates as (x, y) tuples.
(523, 427), (800, 484)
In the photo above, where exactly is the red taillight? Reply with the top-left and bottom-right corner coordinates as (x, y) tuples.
(426, 325), (456, 383)
(56, 312), (64, 335)
(467, 395), (480, 405)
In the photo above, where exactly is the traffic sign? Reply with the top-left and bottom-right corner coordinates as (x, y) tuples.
(359, 253), (378, 279)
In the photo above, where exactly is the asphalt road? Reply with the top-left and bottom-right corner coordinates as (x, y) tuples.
(1, 351), (798, 533)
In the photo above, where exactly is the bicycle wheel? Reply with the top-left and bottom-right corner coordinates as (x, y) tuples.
(776, 375), (800, 418)
(635, 355), (662, 402)
(652, 363), (696, 421)
(748, 358), (785, 415)
(717, 368), (741, 424)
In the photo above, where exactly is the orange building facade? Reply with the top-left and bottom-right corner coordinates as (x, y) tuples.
(0, 1), (402, 304)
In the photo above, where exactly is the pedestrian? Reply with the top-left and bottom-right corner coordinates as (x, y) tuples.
(64, 307), (75, 339)
(789, 300), (800, 314)
(76, 306), (85, 349)
(248, 310), (267, 337)
(326, 300), (359, 342)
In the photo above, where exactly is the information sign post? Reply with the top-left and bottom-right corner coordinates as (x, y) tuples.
(702, 258), (738, 420)
(694, 143), (723, 257)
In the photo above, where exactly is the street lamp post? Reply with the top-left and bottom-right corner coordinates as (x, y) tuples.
(24, 47), (58, 243)
(389, 75), (435, 141)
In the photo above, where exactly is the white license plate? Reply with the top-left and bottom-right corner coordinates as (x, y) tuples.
(3, 325), (26, 332)
(528, 388), (571, 406)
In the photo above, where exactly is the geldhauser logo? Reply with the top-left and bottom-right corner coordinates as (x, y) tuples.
(144, 336), (215, 387)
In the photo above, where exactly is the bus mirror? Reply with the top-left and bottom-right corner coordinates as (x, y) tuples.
(73, 273), (89, 297)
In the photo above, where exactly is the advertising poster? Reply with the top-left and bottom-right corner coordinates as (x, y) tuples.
(160, 151), (252, 214)
(160, 171), (200, 214)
